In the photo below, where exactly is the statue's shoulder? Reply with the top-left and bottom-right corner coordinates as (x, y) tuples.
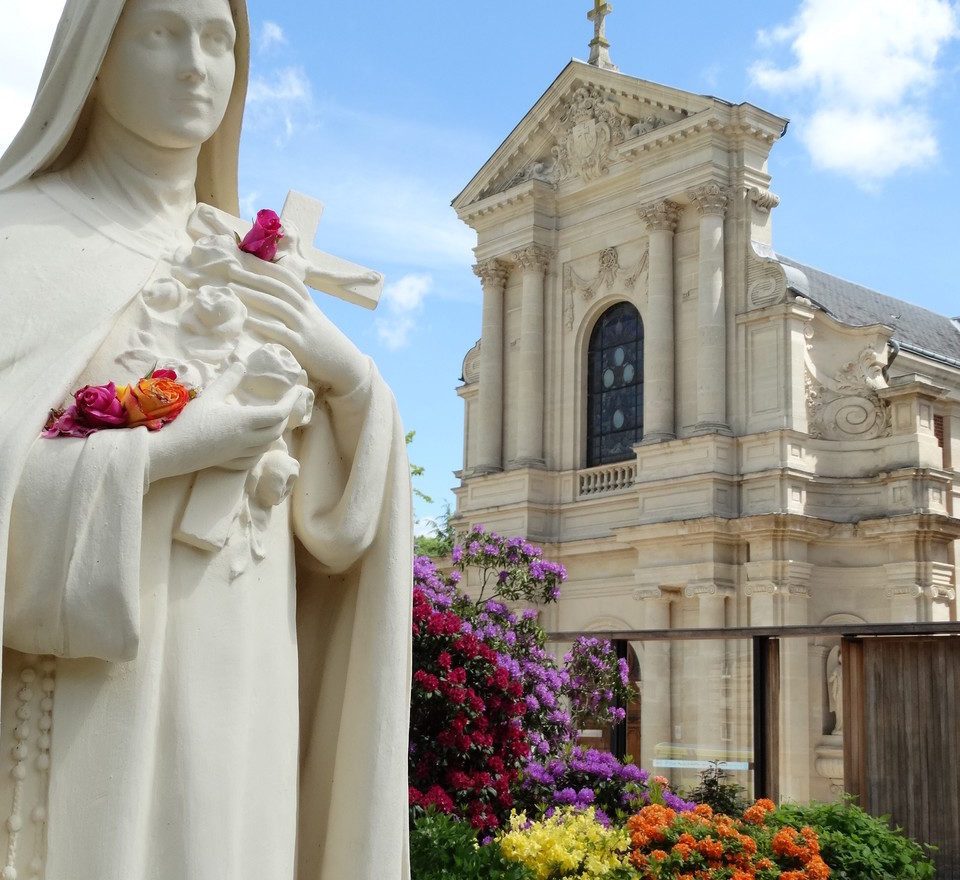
(0, 179), (66, 232)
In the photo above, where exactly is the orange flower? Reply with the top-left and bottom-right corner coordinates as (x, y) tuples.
(693, 803), (714, 819)
(772, 827), (801, 858)
(696, 837), (724, 860)
(806, 855), (831, 880)
(672, 842), (694, 860)
(743, 798), (776, 825)
(651, 849), (668, 860)
(118, 372), (193, 430)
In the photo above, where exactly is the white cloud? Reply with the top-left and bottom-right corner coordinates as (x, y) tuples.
(245, 66), (313, 144)
(257, 21), (287, 54)
(750, 0), (959, 185)
(246, 66), (312, 105)
(0, 2), (66, 155)
(375, 273), (432, 350)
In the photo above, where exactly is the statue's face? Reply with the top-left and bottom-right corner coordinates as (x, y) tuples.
(95, 0), (236, 150)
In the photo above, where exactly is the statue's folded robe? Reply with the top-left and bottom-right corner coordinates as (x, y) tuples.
(0, 178), (412, 879)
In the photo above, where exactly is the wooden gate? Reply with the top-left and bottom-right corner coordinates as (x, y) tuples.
(843, 636), (960, 879)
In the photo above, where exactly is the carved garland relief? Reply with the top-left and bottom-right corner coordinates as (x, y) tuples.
(561, 246), (648, 331)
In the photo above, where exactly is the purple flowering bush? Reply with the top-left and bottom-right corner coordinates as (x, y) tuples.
(564, 636), (634, 730)
(517, 746), (695, 822)
(410, 526), (694, 836)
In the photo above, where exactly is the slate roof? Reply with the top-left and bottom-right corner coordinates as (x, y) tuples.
(776, 254), (960, 369)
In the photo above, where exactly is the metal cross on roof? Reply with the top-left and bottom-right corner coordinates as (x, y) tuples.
(587, 0), (617, 71)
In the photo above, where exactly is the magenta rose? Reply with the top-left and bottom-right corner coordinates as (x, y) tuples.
(43, 382), (127, 438)
(238, 209), (284, 261)
(75, 382), (127, 427)
(150, 368), (178, 380)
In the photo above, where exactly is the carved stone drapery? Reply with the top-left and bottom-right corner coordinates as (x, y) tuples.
(552, 85), (634, 183)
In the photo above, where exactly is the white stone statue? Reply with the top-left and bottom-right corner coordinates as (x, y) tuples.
(0, 1), (413, 878)
(826, 645), (843, 736)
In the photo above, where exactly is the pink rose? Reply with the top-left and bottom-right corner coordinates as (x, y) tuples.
(151, 368), (178, 380)
(238, 209), (284, 261)
(43, 382), (127, 438)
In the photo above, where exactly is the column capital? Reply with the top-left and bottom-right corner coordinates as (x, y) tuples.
(638, 198), (681, 232)
(512, 243), (554, 273)
(688, 183), (729, 217)
(472, 258), (509, 289)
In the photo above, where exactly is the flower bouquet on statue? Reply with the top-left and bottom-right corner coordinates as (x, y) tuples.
(42, 369), (196, 438)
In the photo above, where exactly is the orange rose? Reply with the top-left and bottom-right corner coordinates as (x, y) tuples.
(118, 372), (193, 431)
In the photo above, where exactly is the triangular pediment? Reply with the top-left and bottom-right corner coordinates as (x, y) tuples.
(453, 60), (784, 215)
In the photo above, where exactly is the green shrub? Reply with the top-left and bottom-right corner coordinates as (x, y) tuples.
(409, 810), (535, 880)
(769, 799), (936, 880)
(684, 761), (749, 818)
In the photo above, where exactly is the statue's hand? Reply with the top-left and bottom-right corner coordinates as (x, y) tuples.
(147, 361), (310, 483)
(225, 248), (368, 397)
(173, 232), (368, 396)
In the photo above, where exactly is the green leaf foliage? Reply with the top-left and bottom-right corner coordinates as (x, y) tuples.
(685, 761), (749, 818)
(769, 799), (937, 880)
(409, 810), (536, 880)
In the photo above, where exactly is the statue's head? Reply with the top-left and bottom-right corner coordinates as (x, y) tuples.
(0, 0), (249, 213)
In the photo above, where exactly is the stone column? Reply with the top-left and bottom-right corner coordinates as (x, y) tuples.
(637, 199), (680, 442)
(690, 585), (727, 759)
(636, 592), (672, 775)
(472, 259), (509, 473)
(513, 244), (552, 467)
(689, 184), (730, 434)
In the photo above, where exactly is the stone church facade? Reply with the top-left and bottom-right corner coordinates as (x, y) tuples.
(450, 57), (960, 801)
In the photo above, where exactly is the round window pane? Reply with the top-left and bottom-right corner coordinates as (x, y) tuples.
(613, 347), (625, 366)
(603, 369), (615, 388)
(623, 363), (635, 383)
(612, 410), (625, 429)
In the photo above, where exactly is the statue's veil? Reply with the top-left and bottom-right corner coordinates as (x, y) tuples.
(0, 0), (249, 215)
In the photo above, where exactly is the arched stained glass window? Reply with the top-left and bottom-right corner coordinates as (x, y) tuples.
(586, 302), (643, 466)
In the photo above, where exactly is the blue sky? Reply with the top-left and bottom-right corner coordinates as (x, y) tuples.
(3, 1), (959, 529)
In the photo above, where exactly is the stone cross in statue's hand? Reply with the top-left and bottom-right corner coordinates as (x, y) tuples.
(174, 190), (383, 555)
(209, 189), (384, 309)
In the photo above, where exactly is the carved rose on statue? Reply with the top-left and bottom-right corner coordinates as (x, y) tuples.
(238, 208), (284, 261)
(180, 284), (247, 341)
(250, 449), (301, 508)
(117, 370), (193, 431)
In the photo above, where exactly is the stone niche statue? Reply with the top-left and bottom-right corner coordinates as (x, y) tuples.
(826, 645), (843, 736)
(0, 1), (412, 878)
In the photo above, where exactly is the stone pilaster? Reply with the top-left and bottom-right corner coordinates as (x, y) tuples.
(637, 199), (680, 443)
(512, 244), (553, 467)
(689, 184), (730, 434)
(472, 259), (510, 473)
(633, 588), (672, 773)
(687, 581), (730, 755)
